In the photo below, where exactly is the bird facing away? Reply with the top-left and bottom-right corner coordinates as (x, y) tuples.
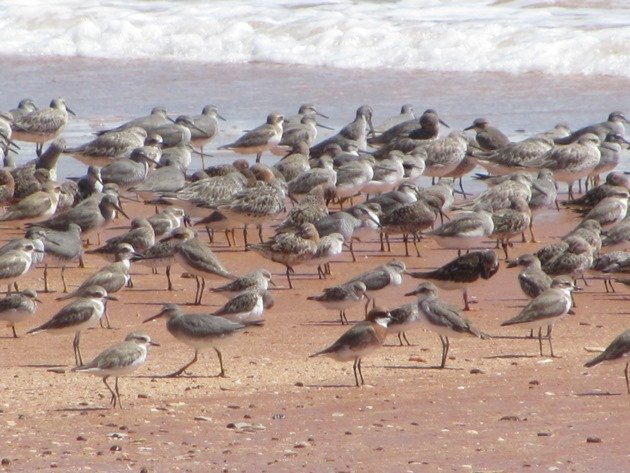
(405, 282), (488, 368)
(143, 303), (259, 377)
(307, 281), (367, 325)
(309, 307), (391, 387)
(584, 329), (630, 394)
(72, 332), (159, 408)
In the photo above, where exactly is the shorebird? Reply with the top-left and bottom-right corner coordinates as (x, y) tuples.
(11, 98), (75, 155)
(249, 222), (320, 289)
(541, 235), (594, 282)
(307, 281), (367, 325)
(464, 117), (510, 151)
(584, 329), (630, 394)
(173, 233), (235, 304)
(373, 104), (416, 134)
(276, 185), (330, 233)
(274, 142), (311, 182)
(310, 105), (375, 157)
(589, 133), (629, 185)
(72, 332), (159, 408)
(128, 157), (186, 201)
(576, 188), (628, 229)
(279, 114), (332, 150)
(34, 193), (128, 242)
(563, 171), (629, 209)
(531, 133), (602, 199)
(507, 254), (552, 299)
(527, 168), (558, 242)
(415, 131), (468, 182)
(309, 307), (391, 387)
(147, 207), (186, 239)
(471, 136), (554, 176)
(96, 106), (171, 135)
(189, 105), (225, 166)
(0, 289), (40, 338)
(0, 168), (15, 206)
(284, 103), (329, 125)
(406, 250), (500, 311)
(8, 98), (38, 121)
(501, 276), (575, 357)
(555, 111), (628, 144)
(427, 209), (494, 254)
(362, 151), (405, 195)
(0, 241), (38, 292)
(87, 217), (155, 261)
(380, 195), (441, 257)
(143, 303), (257, 377)
(27, 285), (115, 365)
(219, 112), (284, 163)
(131, 227), (194, 290)
(65, 126), (147, 167)
(368, 108), (444, 150)
(57, 243), (136, 303)
(490, 197), (532, 259)
(344, 259), (406, 312)
(405, 282), (488, 368)
(209, 268), (274, 298)
(212, 288), (274, 324)
(287, 157), (337, 202)
(0, 182), (61, 224)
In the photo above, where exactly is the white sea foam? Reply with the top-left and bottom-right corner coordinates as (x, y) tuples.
(1, 0), (628, 76)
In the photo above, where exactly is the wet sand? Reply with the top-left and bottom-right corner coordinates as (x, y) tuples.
(0, 56), (629, 471)
(0, 196), (628, 472)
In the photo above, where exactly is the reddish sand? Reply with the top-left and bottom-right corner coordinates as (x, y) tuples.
(0, 197), (628, 472)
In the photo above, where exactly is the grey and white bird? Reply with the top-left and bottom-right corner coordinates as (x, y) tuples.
(555, 111), (628, 144)
(427, 209), (494, 253)
(310, 105), (375, 158)
(373, 104), (415, 134)
(501, 276), (575, 357)
(87, 217), (155, 261)
(219, 112), (284, 163)
(27, 285), (116, 365)
(212, 287), (274, 324)
(143, 303), (258, 377)
(0, 289), (40, 338)
(0, 241), (38, 291)
(65, 126), (147, 167)
(507, 254), (552, 299)
(584, 329), (630, 394)
(99, 146), (156, 190)
(0, 182), (61, 224)
(405, 282), (488, 368)
(96, 106), (171, 135)
(11, 98), (75, 155)
(344, 259), (406, 312)
(209, 268), (274, 298)
(173, 234), (235, 304)
(72, 332), (159, 408)
(307, 281), (367, 325)
(464, 117), (510, 151)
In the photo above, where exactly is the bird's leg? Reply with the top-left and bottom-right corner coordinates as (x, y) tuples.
(439, 335), (448, 368)
(352, 359), (360, 387)
(257, 225), (264, 243)
(198, 278), (206, 304)
(61, 266), (69, 293)
(529, 217), (537, 243)
(317, 265), (325, 279)
(501, 239), (509, 260)
(166, 265), (173, 291)
(43, 264), (50, 293)
(402, 332), (412, 346)
(547, 325), (558, 358)
(103, 376), (117, 407)
(243, 226), (249, 247)
(538, 327), (544, 356)
(339, 310), (348, 325)
(79, 256), (85, 268)
(364, 296), (371, 315)
(458, 176), (467, 199)
(73, 331), (82, 366)
(114, 377), (122, 409)
(357, 358), (365, 385)
(403, 234), (410, 257)
(397, 332), (404, 346)
(463, 289), (471, 311)
(385, 233), (391, 253)
(255, 152), (262, 163)
(194, 276), (201, 305)
(214, 347), (226, 377)
(166, 350), (199, 377)
(11, 325), (17, 338)
(624, 362), (629, 394)
(412, 233), (421, 257)
(205, 225), (213, 243)
(285, 266), (294, 289)
(127, 276), (134, 288)
(349, 240), (356, 262)
(325, 262), (332, 276)
(379, 231), (385, 252)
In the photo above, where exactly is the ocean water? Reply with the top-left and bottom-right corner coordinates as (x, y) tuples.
(1, 0), (629, 76)
(0, 1), (629, 182)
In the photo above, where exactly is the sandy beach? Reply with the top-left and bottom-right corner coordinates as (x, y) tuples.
(0, 55), (628, 471)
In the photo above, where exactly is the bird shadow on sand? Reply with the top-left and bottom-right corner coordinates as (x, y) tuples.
(135, 373), (225, 380)
(383, 364), (462, 371)
(574, 391), (621, 397)
(53, 406), (110, 413)
(304, 383), (365, 389)
(482, 354), (538, 359)
(20, 363), (66, 369)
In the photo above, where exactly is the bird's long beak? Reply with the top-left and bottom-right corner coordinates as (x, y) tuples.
(404, 289), (421, 297)
(149, 340), (161, 347)
(66, 107), (77, 116)
(105, 294), (119, 301)
(143, 310), (165, 323)
(218, 114), (227, 121)
(439, 118), (450, 128)
(114, 203), (130, 220)
(316, 122), (335, 131)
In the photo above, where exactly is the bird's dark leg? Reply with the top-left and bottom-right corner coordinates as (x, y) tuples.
(463, 289), (470, 311)
(166, 350), (199, 377)
(73, 331), (82, 366)
(352, 359), (360, 387)
(103, 376), (117, 407)
(114, 377), (122, 409)
(11, 325), (17, 338)
(214, 347), (226, 377)
(285, 266), (294, 289)
(166, 265), (173, 291)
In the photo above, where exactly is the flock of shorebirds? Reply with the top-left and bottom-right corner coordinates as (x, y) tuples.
(0, 97), (628, 408)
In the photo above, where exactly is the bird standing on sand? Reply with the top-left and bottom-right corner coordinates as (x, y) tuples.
(584, 329), (630, 394)
(309, 307), (391, 387)
(0, 289), (40, 338)
(72, 332), (159, 408)
(143, 304), (258, 377)
(405, 282), (488, 368)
